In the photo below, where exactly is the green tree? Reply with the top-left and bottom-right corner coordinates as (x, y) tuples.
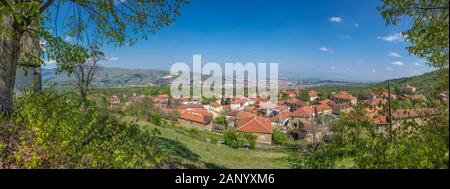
(272, 129), (289, 145)
(0, 0), (188, 116)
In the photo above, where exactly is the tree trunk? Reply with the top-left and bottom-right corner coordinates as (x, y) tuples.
(32, 66), (42, 92)
(0, 16), (21, 116)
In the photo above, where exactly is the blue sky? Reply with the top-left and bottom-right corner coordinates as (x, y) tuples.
(46, 0), (435, 82)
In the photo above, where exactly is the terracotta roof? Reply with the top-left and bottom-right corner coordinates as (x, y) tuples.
(236, 111), (257, 120)
(209, 101), (222, 107)
(315, 103), (332, 113)
(223, 105), (230, 110)
(335, 91), (356, 100)
(369, 115), (388, 125)
(258, 102), (276, 109)
(285, 98), (308, 106)
(379, 92), (397, 99)
(177, 104), (204, 110)
(236, 116), (272, 134)
(291, 106), (314, 118)
(319, 99), (337, 107)
(308, 90), (319, 97)
(270, 111), (292, 122)
(369, 98), (386, 106)
(275, 105), (289, 111)
(233, 98), (246, 104)
(392, 108), (438, 119)
(251, 97), (270, 103)
(179, 110), (212, 125)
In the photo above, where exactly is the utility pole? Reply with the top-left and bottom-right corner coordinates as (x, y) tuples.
(387, 81), (393, 141)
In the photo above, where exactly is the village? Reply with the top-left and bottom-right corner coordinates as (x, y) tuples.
(101, 83), (444, 147)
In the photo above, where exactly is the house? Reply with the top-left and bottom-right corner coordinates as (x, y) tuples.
(308, 90), (319, 102)
(178, 110), (213, 131)
(110, 95), (121, 104)
(315, 103), (332, 115)
(285, 98), (308, 110)
(379, 91), (397, 100)
(289, 106), (314, 128)
(270, 111), (292, 127)
(177, 104), (205, 111)
(333, 91), (357, 105)
(231, 98), (247, 110)
(332, 103), (353, 115)
(209, 101), (223, 113)
(319, 99), (337, 108)
(236, 116), (273, 144)
(401, 84), (416, 94)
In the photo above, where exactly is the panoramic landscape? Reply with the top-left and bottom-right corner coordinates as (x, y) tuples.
(1, 0), (449, 170)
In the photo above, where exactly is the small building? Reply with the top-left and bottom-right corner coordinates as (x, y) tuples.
(289, 106), (314, 128)
(178, 110), (213, 131)
(332, 103), (353, 115)
(209, 101), (223, 113)
(401, 84), (416, 94)
(236, 116), (273, 144)
(315, 103), (332, 115)
(308, 90), (319, 102)
(333, 91), (357, 105)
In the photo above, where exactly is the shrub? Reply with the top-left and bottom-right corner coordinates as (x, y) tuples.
(1, 90), (162, 168)
(223, 129), (256, 149)
(223, 129), (243, 148)
(272, 129), (289, 145)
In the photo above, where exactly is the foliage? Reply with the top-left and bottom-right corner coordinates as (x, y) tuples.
(272, 129), (289, 145)
(0, 89), (162, 168)
(213, 116), (226, 125)
(291, 103), (449, 169)
(378, 0), (449, 69)
(224, 129), (244, 149)
(150, 112), (162, 126)
(223, 129), (256, 149)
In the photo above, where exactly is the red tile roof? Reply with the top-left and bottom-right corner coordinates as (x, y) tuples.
(392, 108), (438, 119)
(236, 116), (272, 134)
(209, 101), (222, 107)
(270, 111), (292, 122)
(291, 106), (314, 118)
(319, 99), (337, 107)
(315, 103), (332, 113)
(308, 90), (319, 97)
(179, 110), (212, 125)
(236, 111), (257, 120)
(335, 91), (356, 100)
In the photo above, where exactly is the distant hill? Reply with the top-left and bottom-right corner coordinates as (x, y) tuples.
(372, 69), (445, 95)
(42, 67), (172, 87)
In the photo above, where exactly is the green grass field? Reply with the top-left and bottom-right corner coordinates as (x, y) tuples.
(123, 117), (293, 169)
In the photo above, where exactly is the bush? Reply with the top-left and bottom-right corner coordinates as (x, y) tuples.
(223, 129), (256, 149)
(272, 129), (289, 145)
(223, 129), (243, 148)
(1, 90), (162, 168)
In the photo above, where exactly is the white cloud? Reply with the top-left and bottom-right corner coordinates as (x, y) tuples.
(354, 23), (359, 27)
(386, 67), (392, 71)
(329, 17), (342, 23)
(392, 61), (404, 66)
(371, 69), (376, 73)
(388, 52), (402, 58)
(377, 33), (406, 42)
(319, 47), (334, 54)
(330, 66), (337, 70)
(413, 61), (421, 66)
